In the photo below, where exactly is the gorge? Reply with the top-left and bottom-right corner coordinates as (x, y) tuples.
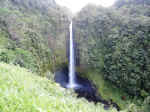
(55, 21), (120, 111)
(0, 0), (150, 112)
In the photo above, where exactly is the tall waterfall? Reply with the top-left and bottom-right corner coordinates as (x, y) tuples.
(68, 21), (77, 88)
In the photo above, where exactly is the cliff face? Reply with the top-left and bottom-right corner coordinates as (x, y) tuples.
(0, 0), (70, 76)
(73, 1), (150, 95)
(73, 5), (106, 69)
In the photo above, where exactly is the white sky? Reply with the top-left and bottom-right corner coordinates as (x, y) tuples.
(56, 0), (116, 13)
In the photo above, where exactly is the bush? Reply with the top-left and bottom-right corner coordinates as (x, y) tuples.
(0, 48), (37, 72)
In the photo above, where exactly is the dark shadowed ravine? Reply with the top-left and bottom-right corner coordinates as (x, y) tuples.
(54, 68), (120, 111)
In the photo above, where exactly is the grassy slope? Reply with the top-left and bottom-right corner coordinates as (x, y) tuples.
(0, 63), (118, 112)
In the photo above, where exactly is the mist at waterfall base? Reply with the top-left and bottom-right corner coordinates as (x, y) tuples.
(54, 68), (120, 110)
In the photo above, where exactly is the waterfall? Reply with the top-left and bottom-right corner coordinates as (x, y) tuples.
(68, 21), (77, 88)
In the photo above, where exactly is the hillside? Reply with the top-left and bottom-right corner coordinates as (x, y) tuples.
(74, 0), (150, 96)
(0, 62), (118, 112)
(73, 1), (150, 111)
(0, 0), (70, 76)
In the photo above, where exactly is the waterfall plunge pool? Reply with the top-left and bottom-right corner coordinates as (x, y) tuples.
(54, 68), (120, 111)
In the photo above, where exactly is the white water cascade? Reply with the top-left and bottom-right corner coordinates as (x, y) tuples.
(68, 21), (78, 88)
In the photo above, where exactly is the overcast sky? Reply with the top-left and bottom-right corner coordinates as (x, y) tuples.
(56, 0), (116, 13)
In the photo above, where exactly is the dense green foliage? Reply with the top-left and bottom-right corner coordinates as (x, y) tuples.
(74, 0), (150, 97)
(78, 70), (131, 109)
(0, 62), (118, 112)
(79, 70), (150, 112)
(0, 0), (70, 76)
(0, 0), (150, 111)
(115, 0), (150, 8)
